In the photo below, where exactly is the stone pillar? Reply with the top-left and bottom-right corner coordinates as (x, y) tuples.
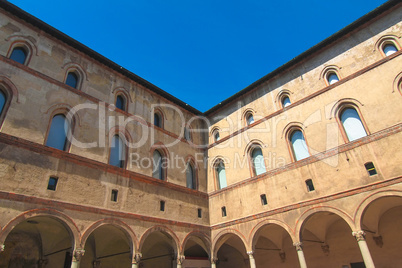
(211, 258), (217, 268)
(132, 253), (142, 268)
(247, 251), (257, 268)
(352, 231), (375, 268)
(177, 255), (185, 268)
(71, 248), (85, 268)
(293, 242), (307, 268)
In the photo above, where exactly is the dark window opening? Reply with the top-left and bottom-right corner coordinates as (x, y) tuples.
(160, 200), (165, 211)
(154, 113), (161, 127)
(221, 206), (227, 217)
(306, 179), (315, 192)
(260, 194), (268, 205)
(198, 208), (202, 218)
(10, 47), (27, 64)
(115, 95), (125, 111)
(365, 162), (377, 176)
(47, 177), (58, 191)
(66, 72), (78, 89)
(111, 189), (118, 202)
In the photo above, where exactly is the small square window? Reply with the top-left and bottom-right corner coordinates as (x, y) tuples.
(47, 177), (58, 191)
(260, 194), (268, 205)
(365, 162), (377, 176)
(221, 206), (227, 217)
(111, 189), (118, 202)
(160, 200), (165, 211)
(198, 208), (202, 218)
(306, 179), (315, 192)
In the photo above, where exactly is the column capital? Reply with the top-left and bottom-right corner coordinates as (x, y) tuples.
(133, 253), (142, 264)
(210, 257), (218, 264)
(73, 248), (85, 262)
(177, 255), (185, 264)
(0, 244), (4, 252)
(352, 231), (366, 242)
(293, 242), (303, 251)
(247, 251), (254, 256)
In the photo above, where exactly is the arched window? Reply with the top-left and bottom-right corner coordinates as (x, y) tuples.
(9, 47), (27, 64)
(0, 90), (6, 116)
(153, 150), (166, 180)
(246, 112), (254, 126)
(327, 72), (339, 85)
(154, 112), (161, 127)
(282, 96), (291, 108)
(184, 127), (192, 141)
(290, 130), (310, 161)
(186, 163), (196, 190)
(213, 129), (220, 142)
(383, 43), (398, 56)
(251, 147), (266, 176)
(65, 72), (79, 89)
(340, 108), (367, 142)
(109, 135), (125, 168)
(46, 114), (70, 151)
(115, 95), (126, 111)
(215, 160), (227, 190)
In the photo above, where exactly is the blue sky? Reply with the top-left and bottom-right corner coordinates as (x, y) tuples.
(9, 0), (389, 112)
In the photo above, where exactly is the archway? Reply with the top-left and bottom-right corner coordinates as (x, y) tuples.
(0, 216), (74, 268)
(139, 228), (179, 268)
(182, 233), (210, 268)
(300, 211), (363, 267)
(252, 223), (298, 267)
(214, 233), (248, 268)
(81, 224), (133, 267)
(359, 195), (402, 267)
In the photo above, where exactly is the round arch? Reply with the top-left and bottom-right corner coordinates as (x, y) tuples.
(181, 231), (211, 255)
(81, 218), (138, 251)
(249, 219), (296, 250)
(295, 205), (356, 241)
(212, 228), (248, 258)
(353, 190), (402, 230)
(0, 208), (80, 249)
(138, 225), (180, 255)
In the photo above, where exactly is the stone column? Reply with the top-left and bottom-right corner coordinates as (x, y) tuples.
(211, 258), (217, 268)
(352, 231), (375, 268)
(247, 251), (257, 268)
(132, 253), (142, 268)
(293, 242), (307, 268)
(71, 248), (85, 268)
(177, 255), (185, 268)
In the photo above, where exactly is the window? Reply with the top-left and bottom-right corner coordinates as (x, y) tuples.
(383, 43), (398, 56)
(213, 130), (220, 142)
(154, 112), (161, 128)
(215, 160), (227, 190)
(246, 112), (254, 126)
(282, 96), (291, 108)
(160, 200), (165, 211)
(9, 47), (27, 64)
(47, 177), (58, 191)
(109, 135), (125, 168)
(260, 194), (268, 205)
(198, 208), (202, 218)
(221, 206), (227, 217)
(340, 108), (367, 142)
(65, 72), (78, 89)
(0, 90), (6, 117)
(153, 150), (166, 180)
(251, 146), (266, 176)
(184, 127), (192, 141)
(365, 162), (377, 176)
(186, 163), (196, 190)
(46, 114), (70, 151)
(115, 95), (126, 111)
(327, 72), (339, 85)
(305, 179), (315, 192)
(290, 130), (310, 161)
(111, 189), (118, 202)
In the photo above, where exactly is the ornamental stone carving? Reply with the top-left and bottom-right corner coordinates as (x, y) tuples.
(352, 231), (366, 242)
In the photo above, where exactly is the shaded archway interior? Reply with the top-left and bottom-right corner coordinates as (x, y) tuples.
(141, 231), (177, 268)
(215, 234), (248, 268)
